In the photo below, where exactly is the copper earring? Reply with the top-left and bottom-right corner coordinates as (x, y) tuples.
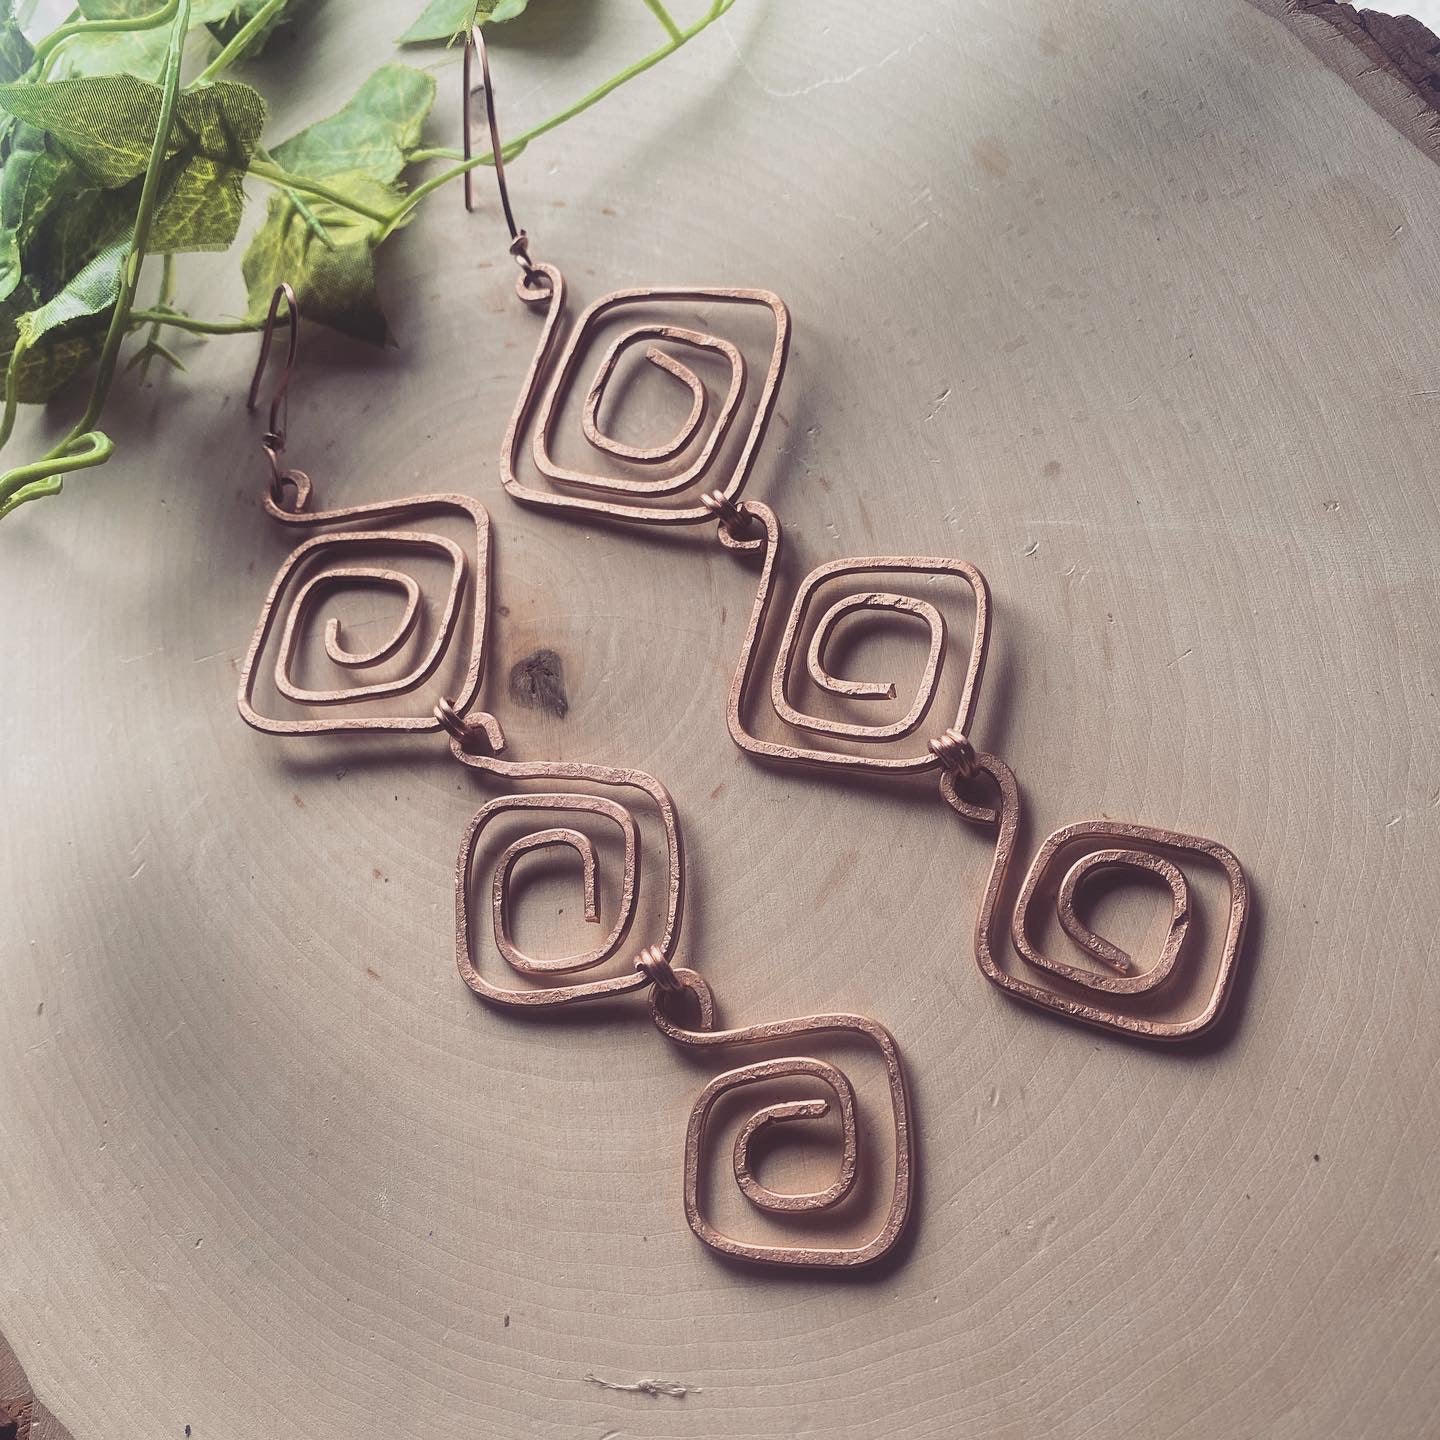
(236, 276), (916, 1271)
(238, 281), (494, 738)
(459, 28), (791, 528)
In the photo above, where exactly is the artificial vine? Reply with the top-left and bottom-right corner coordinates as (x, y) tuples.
(0, 0), (736, 519)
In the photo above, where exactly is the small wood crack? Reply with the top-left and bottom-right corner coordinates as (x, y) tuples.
(584, 1371), (696, 1398)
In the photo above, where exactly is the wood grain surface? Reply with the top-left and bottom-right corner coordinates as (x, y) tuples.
(4, 1), (1440, 1436)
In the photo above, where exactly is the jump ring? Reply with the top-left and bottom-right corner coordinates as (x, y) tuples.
(636, 944), (683, 992)
(510, 231), (547, 290)
(700, 490), (755, 539)
(928, 727), (978, 779)
(435, 697), (473, 745)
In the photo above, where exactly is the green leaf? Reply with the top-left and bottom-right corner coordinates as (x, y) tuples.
(242, 172), (408, 345)
(0, 124), (86, 302)
(30, 183), (131, 294)
(270, 63), (435, 182)
(0, 287), (105, 402)
(399, 0), (527, 46)
(151, 92), (266, 248)
(0, 75), (263, 253)
(75, 0), (183, 15)
(0, 73), (157, 183)
(18, 234), (128, 344)
(0, 227), (17, 304)
(58, 25), (170, 80)
(399, 0), (477, 44)
(73, 1), (235, 22)
(243, 63), (435, 342)
(59, 0), (236, 80)
(0, 75), (264, 191)
(13, 331), (104, 400)
(0, 8), (32, 84)
(1, 126), (83, 242)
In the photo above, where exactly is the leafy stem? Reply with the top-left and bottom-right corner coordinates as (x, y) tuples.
(169, 3), (750, 341)
(0, 432), (114, 519)
(67, 1), (189, 437)
(196, 0), (292, 83)
(0, 0), (745, 521)
(0, 334), (29, 457)
(247, 0), (743, 250)
(145, 255), (178, 346)
(642, 0), (684, 44)
(130, 306), (264, 335)
(249, 157), (395, 222)
(249, 145), (337, 247)
(0, 0), (190, 514)
(379, 0), (737, 240)
(30, 0), (180, 71)
(129, 253), (182, 382)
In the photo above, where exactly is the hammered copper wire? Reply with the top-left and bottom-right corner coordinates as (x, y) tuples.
(941, 753), (1251, 1040)
(450, 720), (683, 1008)
(635, 944), (683, 991)
(237, 489), (492, 736)
(1043, 846), (1191, 993)
(269, 535), (464, 706)
(487, 797), (638, 976)
(732, 1063), (859, 1215)
(583, 337), (712, 464)
(928, 726), (980, 782)
(805, 593), (942, 704)
(291, 567), (421, 672)
(777, 586), (946, 741)
(699, 488), (755, 537)
(718, 500), (992, 775)
(570, 327), (742, 487)
(499, 263), (790, 525)
(648, 966), (913, 1269)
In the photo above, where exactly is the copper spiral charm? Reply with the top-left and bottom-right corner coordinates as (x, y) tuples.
(238, 490), (492, 736)
(500, 264), (791, 525)
(942, 754), (1251, 1040)
(451, 724), (684, 1009)
(720, 500), (992, 776)
(650, 967), (913, 1269)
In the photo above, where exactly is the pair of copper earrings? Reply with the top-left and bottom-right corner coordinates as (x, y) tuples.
(236, 30), (1251, 1271)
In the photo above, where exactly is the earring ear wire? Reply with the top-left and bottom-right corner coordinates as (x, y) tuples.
(462, 24), (544, 287)
(246, 283), (299, 475)
(247, 282), (301, 498)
